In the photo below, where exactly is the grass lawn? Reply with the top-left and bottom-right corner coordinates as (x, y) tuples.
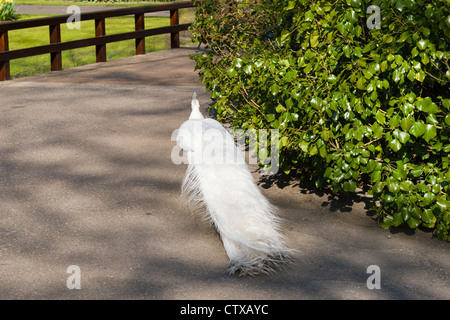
(15, 0), (175, 7)
(7, 13), (195, 78)
(4, 0), (195, 78)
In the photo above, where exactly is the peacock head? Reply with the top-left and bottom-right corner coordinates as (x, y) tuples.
(189, 92), (204, 120)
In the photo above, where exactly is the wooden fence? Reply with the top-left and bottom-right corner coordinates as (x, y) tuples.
(0, 1), (196, 81)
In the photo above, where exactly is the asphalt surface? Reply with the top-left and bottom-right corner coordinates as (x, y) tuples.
(0, 46), (449, 300)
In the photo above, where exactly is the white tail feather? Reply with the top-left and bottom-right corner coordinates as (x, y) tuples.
(177, 94), (293, 276)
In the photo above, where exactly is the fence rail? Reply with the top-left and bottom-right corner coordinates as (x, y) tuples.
(0, 1), (196, 81)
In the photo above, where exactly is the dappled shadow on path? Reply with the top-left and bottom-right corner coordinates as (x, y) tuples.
(257, 170), (375, 216)
(1, 81), (448, 300)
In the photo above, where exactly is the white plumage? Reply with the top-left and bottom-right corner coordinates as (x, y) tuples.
(176, 93), (293, 276)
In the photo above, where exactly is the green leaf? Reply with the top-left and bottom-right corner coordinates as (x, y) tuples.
(299, 141), (309, 152)
(401, 103), (414, 115)
(233, 58), (243, 68)
(395, 55), (404, 65)
(343, 45), (352, 58)
(396, 1), (405, 11)
(279, 136), (289, 148)
(445, 114), (450, 126)
(407, 69), (415, 82)
(280, 30), (290, 44)
(417, 97), (438, 113)
(436, 199), (449, 211)
(319, 144), (327, 158)
(381, 216), (394, 229)
(310, 31), (320, 47)
(417, 39), (427, 50)
(422, 209), (436, 225)
(398, 31), (411, 43)
(409, 121), (426, 138)
(285, 98), (294, 109)
(410, 168), (423, 178)
(316, 6), (324, 15)
(227, 67), (237, 78)
(304, 63), (313, 74)
(321, 129), (331, 141)
(415, 70), (426, 82)
(270, 83), (280, 95)
(266, 114), (276, 122)
(397, 131), (410, 144)
(389, 139), (402, 152)
(337, 22), (346, 35)
(362, 42), (376, 53)
(410, 206), (422, 219)
(343, 180), (357, 193)
(423, 192), (435, 205)
(372, 121), (383, 138)
(372, 181), (386, 193)
(356, 77), (365, 90)
(276, 104), (285, 113)
(346, 10), (358, 24)
(443, 99), (450, 110)
(327, 74), (337, 83)
(305, 10), (314, 22)
(392, 69), (401, 82)
(387, 180), (400, 193)
(323, 166), (333, 178)
(383, 35), (394, 44)
(400, 118), (414, 131)
(426, 114), (438, 125)
(350, 0), (361, 8)
(375, 110), (386, 125)
(421, 27), (431, 37)
(389, 115), (400, 129)
(400, 180), (413, 191)
(371, 170), (381, 183)
(423, 124), (437, 142)
(393, 212), (404, 226)
(406, 216), (420, 229)
(401, 206), (410, 221)
(285, 0), (295, 10)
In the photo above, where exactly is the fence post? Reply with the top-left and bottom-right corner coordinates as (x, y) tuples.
(135, 13), (145, 55)
(170, 9), (180, 49)
(49, 24), (62, 71)
(95, 18), (106, 62)
(0, 31), (10, 81)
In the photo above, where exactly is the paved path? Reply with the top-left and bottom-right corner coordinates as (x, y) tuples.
(0, 47), (449, 300)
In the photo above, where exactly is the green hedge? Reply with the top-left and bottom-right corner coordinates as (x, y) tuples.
(191, 0), (450, 241)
